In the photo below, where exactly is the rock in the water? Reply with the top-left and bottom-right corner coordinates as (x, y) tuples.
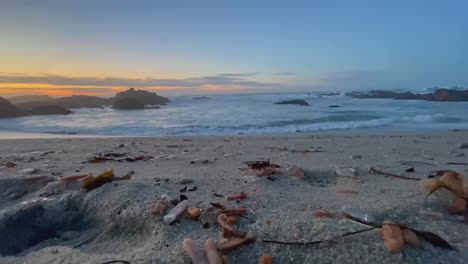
(458, 142), (468, 149)
(329, 105), (341, 108)
(27, 105), (72, 116)
(114, 88), (169, 105)
(112, 98), (146, 110)
(0, 97), (23, 118)
(274, 99), (309, 106)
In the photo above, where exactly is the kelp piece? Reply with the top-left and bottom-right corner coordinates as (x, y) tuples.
(381, 220), (404, 252)
(82, 170), (114, 192)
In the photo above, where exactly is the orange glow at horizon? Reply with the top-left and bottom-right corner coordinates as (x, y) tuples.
(0, 83), (251, 97)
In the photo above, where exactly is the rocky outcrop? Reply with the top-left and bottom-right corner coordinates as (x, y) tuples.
(8, 95), (54, 105)
(27, 105), (72, 116)
(114, 88), (169, 105)
(346, 88), (468, 102)
(0, 97), (23, 118)
(274, 99), (309, 106)
(55, 96), (111, 109)
(112, 98), (145, 110)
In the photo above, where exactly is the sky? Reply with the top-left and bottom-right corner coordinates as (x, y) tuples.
(1, 0), (467, 97)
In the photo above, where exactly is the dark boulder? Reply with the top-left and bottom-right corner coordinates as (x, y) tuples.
(0, 97), (23, 118)
(112, 98), (145, 110)
(27, 105), (72, 116)
(114, 88), (169, 105)
(274, 99), (309, 106)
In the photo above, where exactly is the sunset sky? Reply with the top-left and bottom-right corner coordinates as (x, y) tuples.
(1, 0), (467, 97)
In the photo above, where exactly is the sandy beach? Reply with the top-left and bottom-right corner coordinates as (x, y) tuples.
(0, 131), (467, 264)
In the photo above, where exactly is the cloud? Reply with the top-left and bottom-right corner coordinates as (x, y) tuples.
(276, 72), (296, 75)
(0, 72), (276, 88)
(0, 72), (279, 96)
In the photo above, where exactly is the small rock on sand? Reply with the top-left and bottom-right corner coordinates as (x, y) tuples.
(458, 142), (468, 149)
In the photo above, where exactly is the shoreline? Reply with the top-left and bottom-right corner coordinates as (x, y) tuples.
(1, 127), (467, 140)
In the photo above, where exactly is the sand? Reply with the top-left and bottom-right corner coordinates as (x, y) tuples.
(0, 130), (467, 263)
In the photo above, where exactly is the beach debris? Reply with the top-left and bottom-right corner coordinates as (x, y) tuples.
(226, 215), (239, 225)
(312, 210), (333, 218)
(205, 239), (224, 264)
(267, 146), (312, 153)
(350, 154), (362, 160)
(180, 186), (188, 192)
(266, 176), (276, 182)
(4, 161), (17, 168)
(178, 179), (194, 184)
(183, 239), (209, 264)
(424, 170), (466, 214)
(151, 200), (170, 216)
(335, 166), (358, 177)
(288, 166), (305, 179)
(218, 233), (255, 252)
(187, 207), (202, 219)
(220, 207), (248, 216)
(406, 167), (415, 173)
(369, 167), (421, 181)
(164, 199), (189, 224)
(20, 168), (40, 175)
(457, 142), (468, 149)
(218, 214), (247, 238)
(226, 192), (247, 201)
(402, 229), (421, 247)
(400, 161), (436, 166)
(189, 186), (197, 192)
(244, 159), (282, 176)
(100, 260), (131, 264)
(82, 170), (114, 192)
(191, 158), (212, 164)
(381, 220), (405, 252)
(61, 174), (90, 183)
(213, 192), (225, 198)
(344, 213), (455, 250)
(446, 162), (468, 165)
(88, 152), (151, 163)
(258, 254), (273, 264)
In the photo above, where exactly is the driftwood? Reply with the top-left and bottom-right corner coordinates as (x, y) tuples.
(368, 167), (421, 181)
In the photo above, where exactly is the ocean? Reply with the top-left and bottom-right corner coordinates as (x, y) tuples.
(1, 92), (468, 136)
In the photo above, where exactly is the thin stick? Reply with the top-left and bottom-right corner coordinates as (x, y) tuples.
(399, 161), (437, 166)
(262, 226), (378, 246)
(446, 162), (468, 165)
(368, 167), (421, 181)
